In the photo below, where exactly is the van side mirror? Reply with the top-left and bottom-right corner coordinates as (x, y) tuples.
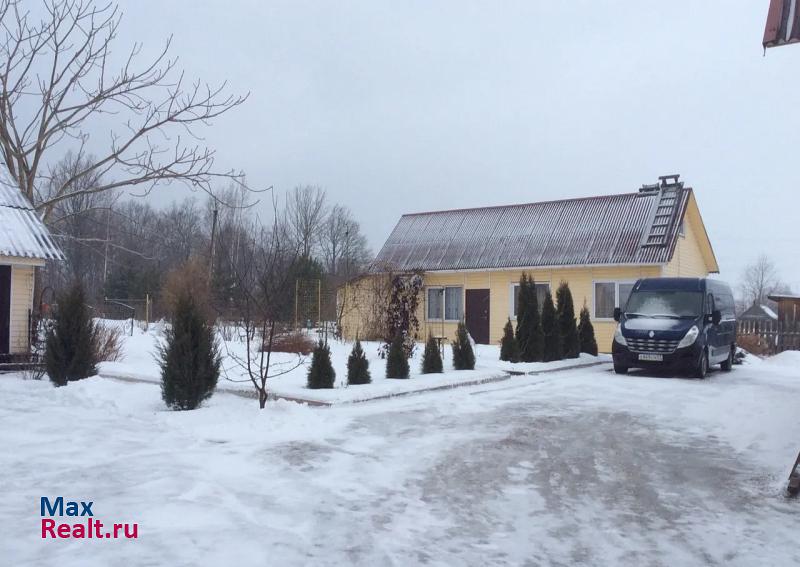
(613, 307), (621, 322)
(712, 309), (721, 326)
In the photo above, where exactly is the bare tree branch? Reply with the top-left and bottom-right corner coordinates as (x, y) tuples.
(0, 0), (249, 221)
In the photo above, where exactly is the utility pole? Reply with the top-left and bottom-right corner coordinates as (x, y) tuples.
(102, 208), (111, 286)
(209, 201), (219, 283)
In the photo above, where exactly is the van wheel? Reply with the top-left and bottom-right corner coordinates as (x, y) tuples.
(694, 350), (709, 379)
(614, 364), (628, 375)
(720, 347), (734, 372)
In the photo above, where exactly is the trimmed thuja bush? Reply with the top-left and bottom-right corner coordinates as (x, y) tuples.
(556, 281), (579, 359)
(541, 289), (561, 362)
(421, 334), (443, 374)
(500, 318), (519, 362)
(347, 339), (371, 385)
(45, 282), (99, 386)
(515, 273), (543, 362)
(159, 290), (221, 410)
(386, 333), (410, 379)
(578, 304), (599, 356)
(308, 340), (336, 389)
(452, 321), (475, 370)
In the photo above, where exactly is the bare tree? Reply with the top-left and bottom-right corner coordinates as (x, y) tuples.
(319, 204), (370, 277)
(286, 185), (327, 258)
(0, 0), (248, 221)
(739, 254), (791, 310)
(156, 199), (204, 266)
(44, 151), (115, 298)
(218, 198), (305, 408)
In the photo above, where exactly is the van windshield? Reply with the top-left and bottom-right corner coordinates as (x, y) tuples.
(624, 291), (703, 318)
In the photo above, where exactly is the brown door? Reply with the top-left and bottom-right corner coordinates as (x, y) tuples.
(0, 266), (10, 355)
(465, 289), (490, 345)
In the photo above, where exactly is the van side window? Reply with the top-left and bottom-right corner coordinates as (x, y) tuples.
(714, 293), (734, 318)
(706, 293), (715, 315)
(723, 294), (735, 318)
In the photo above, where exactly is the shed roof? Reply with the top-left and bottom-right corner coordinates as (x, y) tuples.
(0, 181), (64, 261)
(768, 293), (800, 301)
(740, 303), (778, 321)
(373, 179), (693, 272)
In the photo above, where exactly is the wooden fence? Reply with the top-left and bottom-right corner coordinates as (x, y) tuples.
(737, 320), (800, 353)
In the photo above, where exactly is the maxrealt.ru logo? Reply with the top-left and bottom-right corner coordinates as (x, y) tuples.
(40, 497), (138, 539)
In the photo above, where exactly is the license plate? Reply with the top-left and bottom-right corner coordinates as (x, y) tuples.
(639, 353), (663, 362)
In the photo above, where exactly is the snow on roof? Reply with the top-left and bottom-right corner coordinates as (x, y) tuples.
(0, 181), (64, 261)
(740, 303), (779, 321)
(760, 304), (778, 320)
(372, 184), (691, 272)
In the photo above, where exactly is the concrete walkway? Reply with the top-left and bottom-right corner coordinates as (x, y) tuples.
(100, 360), (609, 406)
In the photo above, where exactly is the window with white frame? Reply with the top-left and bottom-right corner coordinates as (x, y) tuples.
(510, 282), (550, 319)
(594, 281), (636, 319)
(426, 286), (463, 321)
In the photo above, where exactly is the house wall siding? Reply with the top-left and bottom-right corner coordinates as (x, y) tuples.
(9, 264), (34, 354)
(340, 266), (661, 353)
(419, 266), (663, 353)
(662, 204), (710, 277)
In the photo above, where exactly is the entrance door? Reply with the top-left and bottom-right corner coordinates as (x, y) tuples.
(0, 266), (10, 356)
(465, 289), (490, 345)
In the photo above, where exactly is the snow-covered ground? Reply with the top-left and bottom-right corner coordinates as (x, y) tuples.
(1, 351), (799, 565)
(98, 322), (608, 403)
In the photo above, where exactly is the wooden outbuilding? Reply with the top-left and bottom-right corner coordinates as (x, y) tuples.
(768, 294), (800, 326)
(0, 182), (64, 364)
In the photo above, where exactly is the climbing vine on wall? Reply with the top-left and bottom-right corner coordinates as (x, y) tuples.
(378, 272), (423, 359)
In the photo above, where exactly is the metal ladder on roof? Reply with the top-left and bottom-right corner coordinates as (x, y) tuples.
(641, 175), (682, 248)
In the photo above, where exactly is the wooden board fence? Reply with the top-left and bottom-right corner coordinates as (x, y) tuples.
(737, 320), (800, 353)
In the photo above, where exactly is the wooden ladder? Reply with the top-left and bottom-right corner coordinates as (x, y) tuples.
(641, 183), (681, 248)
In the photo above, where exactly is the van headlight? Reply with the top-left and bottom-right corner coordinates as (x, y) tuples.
(677, 325), (700, 349)
(613, 324), (627, 346)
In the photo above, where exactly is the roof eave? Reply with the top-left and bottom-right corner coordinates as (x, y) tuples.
(368, 261), (667, 275)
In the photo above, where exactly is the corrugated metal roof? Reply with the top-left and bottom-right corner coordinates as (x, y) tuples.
(0, 182), (64, 261)
(764, 0), (800, 49)
(372, 183), (690, 272)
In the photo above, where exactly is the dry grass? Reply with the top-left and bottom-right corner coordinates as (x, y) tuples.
(95, 325), (123, 362)
(268, 332), (315, 355)
(160, 258), (212, 321)
(737, 334), (772, 357)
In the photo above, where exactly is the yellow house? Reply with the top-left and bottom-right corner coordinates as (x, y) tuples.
(339, 175), (719, 353)
(0, 182), (64, 364)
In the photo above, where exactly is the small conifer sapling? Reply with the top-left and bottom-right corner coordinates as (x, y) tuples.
(421, 334), (443, 373)
(307, 340), (336, 389)
(452, 321), (476, 370)
(386, 333), (410, 379)
(347, 339), (371, 385)
(500, 318), (519, 362)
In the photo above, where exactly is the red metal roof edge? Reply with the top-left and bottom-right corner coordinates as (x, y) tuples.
(764, 0), (786, 47)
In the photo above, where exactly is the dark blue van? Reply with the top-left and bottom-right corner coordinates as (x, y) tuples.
(611, 278), (736, 378)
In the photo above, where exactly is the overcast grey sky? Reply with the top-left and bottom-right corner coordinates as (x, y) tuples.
(114, 1), (797, 289)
